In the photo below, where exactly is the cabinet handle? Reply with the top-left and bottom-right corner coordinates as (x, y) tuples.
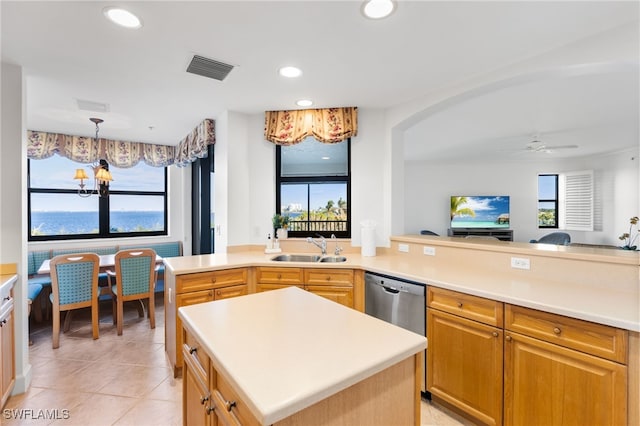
(492, 331), (499, 337)
(277, 274), (282, 279)
(505, 335), (512, 342)
(225, 400), (237, 412)
(216, 290), (221, 297)
(553, 327), (561, 335)
(211, 277), (217, 283)
(457, 302), (463, 308)
(206, 405), (214, 415)
(200, 395), (209, 405)
(189, 346), (197, 355)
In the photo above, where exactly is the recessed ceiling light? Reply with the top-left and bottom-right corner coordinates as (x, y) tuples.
(362, 0), (395, 19)
(296, 99), (313, 107)
(103, 7), (142, 29)
(278, 66), (303, 78)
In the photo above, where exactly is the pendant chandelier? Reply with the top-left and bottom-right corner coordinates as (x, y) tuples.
(73, 118), (113, 198)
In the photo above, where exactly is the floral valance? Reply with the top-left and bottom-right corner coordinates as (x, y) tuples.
(27, 118), (215, 168)
(264, 107), (357, 145)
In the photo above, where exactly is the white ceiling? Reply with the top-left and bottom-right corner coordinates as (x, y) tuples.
(2, 0), (639, 160)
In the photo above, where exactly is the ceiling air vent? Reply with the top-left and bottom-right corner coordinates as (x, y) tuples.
(186, 55), (234, 81)
(76, 99), (110, 113)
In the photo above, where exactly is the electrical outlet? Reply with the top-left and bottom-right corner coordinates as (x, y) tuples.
(398, 243), (409, 253)
(511, 257), (530, 270)
(423, 246), (436, 256)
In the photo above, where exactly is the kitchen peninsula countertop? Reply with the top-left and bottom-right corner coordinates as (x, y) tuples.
(178, 286), (427, 425)
(164, 237), (640, 332)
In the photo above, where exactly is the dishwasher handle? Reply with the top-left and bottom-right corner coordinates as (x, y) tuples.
(382, 285), (400, 294)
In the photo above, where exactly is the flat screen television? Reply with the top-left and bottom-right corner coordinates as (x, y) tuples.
(450, 196), (510, 229)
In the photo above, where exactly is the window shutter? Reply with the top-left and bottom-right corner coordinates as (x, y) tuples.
(562, 170), (594, 231)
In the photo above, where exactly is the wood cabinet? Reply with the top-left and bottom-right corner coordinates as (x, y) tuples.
(255, 267), (354, 308)
(427, 287), (504, 426)
(504, 305), (628, 426)
(167, 268), (248, 377)
(427, 289), (631, 426)
(1, 286), (15, 409)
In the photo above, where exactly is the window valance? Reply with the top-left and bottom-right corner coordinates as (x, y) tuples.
(27, 118), (215, 168)
(264, 107), (357, 145)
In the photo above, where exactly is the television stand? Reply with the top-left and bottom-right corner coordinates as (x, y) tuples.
(448, 228), (513, 241)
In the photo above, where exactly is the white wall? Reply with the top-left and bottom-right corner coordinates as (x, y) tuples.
(404, 149), (639, 245)
(1, 62), (31, 394)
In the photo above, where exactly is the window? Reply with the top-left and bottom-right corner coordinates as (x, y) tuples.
(537, 174), (558, 228)
(276, 137), (350, 238)
(537, 171), (594, 231)
(28, 156), (167, 241)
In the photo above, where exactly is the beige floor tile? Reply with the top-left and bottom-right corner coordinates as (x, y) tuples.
(112, 399), (182, 426)
(48, 394), (139, 426)
(146, 375), (183, 403)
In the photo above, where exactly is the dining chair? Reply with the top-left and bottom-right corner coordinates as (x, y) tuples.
(49, 252), (101, 349)
(107, 248), (157, 336)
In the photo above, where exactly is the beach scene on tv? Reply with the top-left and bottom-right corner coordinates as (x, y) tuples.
(450, 196), (510, 228)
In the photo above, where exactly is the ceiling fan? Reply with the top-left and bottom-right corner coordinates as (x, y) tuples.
(523, 136), (578, 154)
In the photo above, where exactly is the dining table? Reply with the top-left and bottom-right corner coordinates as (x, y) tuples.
(37, 253), (164, 275)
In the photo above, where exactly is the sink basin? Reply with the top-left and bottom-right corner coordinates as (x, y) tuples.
(318, 256), (347, 263)
(271, 254), (322, 262)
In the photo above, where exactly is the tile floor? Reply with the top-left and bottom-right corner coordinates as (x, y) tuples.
(5, 294), (476, 425)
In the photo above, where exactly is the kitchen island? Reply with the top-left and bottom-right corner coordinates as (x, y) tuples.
(178, 286), (427, 425)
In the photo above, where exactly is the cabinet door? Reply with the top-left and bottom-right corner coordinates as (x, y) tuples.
(306, 285), (354, 308)
(214, 284), (248, 301)
(504, 331), (627, 426)
(427, 308), (503, 426)
(1, 309), (15, 409)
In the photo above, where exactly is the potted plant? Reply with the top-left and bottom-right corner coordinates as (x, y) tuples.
(272, 214), (289, 239)
(618, 216), (639, 250)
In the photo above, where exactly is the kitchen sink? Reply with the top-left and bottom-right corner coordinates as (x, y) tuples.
(271, 254), (323, 262)
(270, 254), (347, 263)
(318, 256), (347, 263)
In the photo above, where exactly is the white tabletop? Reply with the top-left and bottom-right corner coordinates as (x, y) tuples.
(37, 254), (163, 275)
(179, 287), (427, 425)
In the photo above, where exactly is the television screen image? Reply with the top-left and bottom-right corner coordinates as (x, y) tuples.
(450, 196), (510, 229)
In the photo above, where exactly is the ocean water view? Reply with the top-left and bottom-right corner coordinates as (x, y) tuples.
(31, 211), (165, 235)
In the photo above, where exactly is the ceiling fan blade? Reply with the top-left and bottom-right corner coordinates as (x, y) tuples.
(544, 145), (579, 150)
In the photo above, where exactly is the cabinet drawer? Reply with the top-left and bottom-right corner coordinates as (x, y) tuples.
(505, 304), (627, 363)
(183, 331), (210, 383)
(304, 268), (354, 287)
(177, 268), (248, 293)
(255, 267), (303, 285)
(427, 287), (503, 327)
(214, 284), (248, 300)
(212, 370), (260, 426)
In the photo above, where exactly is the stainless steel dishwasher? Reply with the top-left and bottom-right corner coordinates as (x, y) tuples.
(364, 271), (427, 394)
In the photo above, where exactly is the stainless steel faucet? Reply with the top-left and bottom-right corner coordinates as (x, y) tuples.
(307, 235), (327, 255)
(331, 234), (343, 256)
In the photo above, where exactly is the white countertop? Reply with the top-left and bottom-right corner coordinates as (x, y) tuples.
(178, 287), (427, 425)
(164, 247), (640, 331)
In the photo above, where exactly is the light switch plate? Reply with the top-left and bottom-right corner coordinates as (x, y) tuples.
(398, 243), (409, 253)
(423, 246), (436, 256)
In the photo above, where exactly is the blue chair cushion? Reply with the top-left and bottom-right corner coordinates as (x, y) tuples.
(28, 275), (52, 287)
(28, 283), (43, 301)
